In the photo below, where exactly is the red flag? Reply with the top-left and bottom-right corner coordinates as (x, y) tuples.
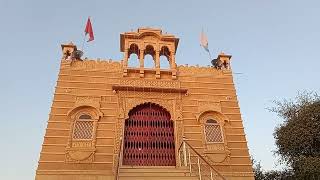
(84, 17), (94, 42)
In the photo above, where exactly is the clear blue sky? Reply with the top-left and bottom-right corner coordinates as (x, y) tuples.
(1, 0), (319, 179)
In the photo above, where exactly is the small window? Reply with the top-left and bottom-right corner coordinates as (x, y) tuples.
(206, 119), (217, 124)
(204, 119), (223, 143)
(79, 114), (92, 119)
(73, 113), (94, 140)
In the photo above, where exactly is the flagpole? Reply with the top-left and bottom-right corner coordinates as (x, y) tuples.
(82, 16), (91, 52)
(208, 50), (212, 60)
(81, 32), (86, 51)
(200, 28), (212, 61)
(82, 16), (94, 52)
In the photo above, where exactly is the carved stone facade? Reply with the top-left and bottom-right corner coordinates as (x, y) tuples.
(120, 28), (179, 79)
(35, 28), (254, 180)
(65, 97), (102, 164)
(113, 89), (184, 166)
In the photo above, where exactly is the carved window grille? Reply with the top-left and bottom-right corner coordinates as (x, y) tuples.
(72, 114), (94, 140)
(204, 119), (223, 143)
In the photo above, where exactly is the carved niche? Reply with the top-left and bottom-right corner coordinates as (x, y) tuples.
(197, 109), (231, 164)
(65, 96), (102, 163)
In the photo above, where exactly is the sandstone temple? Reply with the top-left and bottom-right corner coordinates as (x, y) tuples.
(35, 28), (254, 180)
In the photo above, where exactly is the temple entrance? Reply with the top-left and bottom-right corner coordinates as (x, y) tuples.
(123, 103), (176, 166)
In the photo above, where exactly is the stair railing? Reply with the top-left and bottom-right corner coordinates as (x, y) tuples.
(178, 139), (226, 180)
(115, 137), (123, 180)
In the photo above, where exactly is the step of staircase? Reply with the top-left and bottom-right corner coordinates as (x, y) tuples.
(118, 166), (198, 180)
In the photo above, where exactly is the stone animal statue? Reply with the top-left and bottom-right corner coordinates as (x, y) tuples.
(211, 58), (224, 69)
(211, 58), (230, 70)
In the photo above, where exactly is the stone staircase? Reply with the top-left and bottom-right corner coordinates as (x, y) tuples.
(118, 166), (198, 180)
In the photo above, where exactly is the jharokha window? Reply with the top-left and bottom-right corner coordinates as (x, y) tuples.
(204, 119), (223, 143)
(72, 114), (94, 140)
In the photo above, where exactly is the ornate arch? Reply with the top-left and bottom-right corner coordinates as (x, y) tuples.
(160, 46), (170, 58)
(65, 105), (102, 163)
(123, 98), (174, 119)
(197, 110), (231, 163)
(115, 94), (184, 166)
(159, 45), (171, 69)
(67, 105), (103, 121)
(129, 102), (170, 117)
(197, 110), (229, 125)
(144, 44), (156, 55)
(128, 43), (140, 57)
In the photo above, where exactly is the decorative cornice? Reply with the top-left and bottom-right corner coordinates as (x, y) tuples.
(120, 79), (180, 88)
(113, 85), (187, 94)
(113, 78), (187, 94)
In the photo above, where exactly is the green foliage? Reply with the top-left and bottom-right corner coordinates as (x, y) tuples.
(252, 158), (294, 180)
(252, 158), (264, 180)
(271, 92), (320, 177)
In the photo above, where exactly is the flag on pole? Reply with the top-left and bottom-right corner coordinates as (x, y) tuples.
(84, 17), (94, 42)
(200, 30), (209, 52)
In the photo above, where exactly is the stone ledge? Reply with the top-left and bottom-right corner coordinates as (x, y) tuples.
(112, 85), (187, 94)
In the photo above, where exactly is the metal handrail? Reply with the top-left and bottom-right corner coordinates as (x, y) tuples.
(115, 137), (123, 180)
(178, 140), (226, 180)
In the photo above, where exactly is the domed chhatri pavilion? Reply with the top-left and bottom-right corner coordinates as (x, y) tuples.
(35, 28), (254, 180)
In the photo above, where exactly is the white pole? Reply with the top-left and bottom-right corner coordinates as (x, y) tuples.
(183, 141), (187, 166)
(188, 147), (192, 175)
(197, 157), (201, 180)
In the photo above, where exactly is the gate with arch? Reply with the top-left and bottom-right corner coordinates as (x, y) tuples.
(123, 103), (176, 166)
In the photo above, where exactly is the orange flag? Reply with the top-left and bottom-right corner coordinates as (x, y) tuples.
(200, 30), (209, 52)
(84, 17), (94, 42)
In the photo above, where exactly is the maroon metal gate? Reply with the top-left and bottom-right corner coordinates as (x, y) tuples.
(123, 103), (175, 166)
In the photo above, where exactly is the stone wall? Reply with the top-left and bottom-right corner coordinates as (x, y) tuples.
(35, 58), (253, 179)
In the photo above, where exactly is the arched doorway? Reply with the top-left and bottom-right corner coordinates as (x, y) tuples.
(123, 102), (175, 166)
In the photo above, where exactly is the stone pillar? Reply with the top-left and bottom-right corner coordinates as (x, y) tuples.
(123, 49), (129, 76)
(139, 49), (144, 68)
(171, 53), (176, 68)
(123, 49), (129, 67)
(155, 50), (160, 68)
(171, 53), (177, 79)
(155, 50), (160, 79)
(139, 49), (144, 78)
